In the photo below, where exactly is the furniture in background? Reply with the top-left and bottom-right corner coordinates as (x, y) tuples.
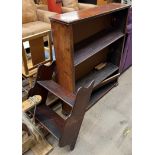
(35, 0), (96, 13)
(36, 0), (62, 13)
(120, 7), (132, 73)
(61, 0), (97, 13)
(27, 63), (94, 150)
(22, 30), (53, 87)
(22, 0), (57, 38)
(50, 3), (130, 114)
(47, 0), (62, 13)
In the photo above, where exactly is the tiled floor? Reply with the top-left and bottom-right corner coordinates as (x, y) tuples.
(25, 67), (132, 155)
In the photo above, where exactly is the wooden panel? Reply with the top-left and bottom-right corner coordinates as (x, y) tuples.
(51, 4), (129, 115)
(87, 81), (117, 110)
(94, 73), (120, 90)
(76, 63), (118, 90)
(51, 21), (75, 92)
(74, 29), (124, 66)
(73, 15), (111, 44)
(50, 3), (130, 24)
(29, 37), (45, 66)
(37, 80), (76, 107)
(108, 37), (125, 67)
(111, 8), (129, 33)
(34, 104), (65, 140)
(75, 48), (108, 81)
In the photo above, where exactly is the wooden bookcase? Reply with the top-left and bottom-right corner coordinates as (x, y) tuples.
(50, 3), (130, 113)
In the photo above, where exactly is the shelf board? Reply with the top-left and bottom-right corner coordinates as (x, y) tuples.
(76, 63), (118, 90)
(74, 29), (124, 66)
(86, 81), (117, 110)
(37, 80), (76, 107)
(31, 104), (65, 140)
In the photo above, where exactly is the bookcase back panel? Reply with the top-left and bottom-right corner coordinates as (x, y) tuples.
(72, 8), (128, 45)
(75, 48), (108, 80)
(110, 9), (129, 33)
(108, 37), (125, 67)
(73, 15), (112, 44)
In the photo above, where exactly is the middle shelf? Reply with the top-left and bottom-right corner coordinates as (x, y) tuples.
(74, 29), (124, 66)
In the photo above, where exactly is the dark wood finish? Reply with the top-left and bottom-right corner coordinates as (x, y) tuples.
(29, 68), (94, 150)
(59, 81), (94, 150)
(24, 5), (130, 151)
(50, 3), (130, 24)
(37, 80), (76, 107)
(93, 73), (120, 90)
(74, 29), (124, 66)
(75, 48), (108, 81)
(51, 3), (130, 114)
(73, 15), (112, 44)
(35, 104), (65, 140)
(76, 63), (118, 90)
(88, 81), (117, 110)
(28, 61), (56, 104)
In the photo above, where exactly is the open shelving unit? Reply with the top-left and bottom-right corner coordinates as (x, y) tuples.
(74, 29), (124, 66)
(51, 3), (130, 113)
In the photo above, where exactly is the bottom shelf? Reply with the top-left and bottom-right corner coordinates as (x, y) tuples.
(86, 81), (117, 110)
(30, 104), (65, 140)
(76, 63), (119, 91)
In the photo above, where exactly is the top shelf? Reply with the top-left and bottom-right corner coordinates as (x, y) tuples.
(50, 3), (130, 24)
(74, 29), (124, 66)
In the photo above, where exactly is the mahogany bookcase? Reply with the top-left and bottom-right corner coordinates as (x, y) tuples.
(50, 3), (130, 114)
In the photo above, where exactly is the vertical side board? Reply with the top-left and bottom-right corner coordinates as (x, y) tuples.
(51, 22), (75, 92)
(118, 8), (130, 72)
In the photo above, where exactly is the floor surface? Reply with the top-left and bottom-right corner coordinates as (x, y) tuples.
(25, 67), (132, 155)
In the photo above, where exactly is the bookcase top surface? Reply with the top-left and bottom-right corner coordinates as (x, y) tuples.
(50, 3), (130, 24)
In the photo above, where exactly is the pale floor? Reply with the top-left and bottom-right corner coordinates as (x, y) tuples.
(25, 67), (132, 155)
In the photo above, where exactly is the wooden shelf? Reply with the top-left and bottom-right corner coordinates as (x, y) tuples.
(76, 63), (118, 90)
(87, 81), (117, 110)
(37, 80), (76, 107)
(74, 29), (124, 66)
(33, 104), (65, 140)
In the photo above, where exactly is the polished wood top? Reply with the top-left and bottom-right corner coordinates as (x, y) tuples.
(50, 3), (130, 24)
